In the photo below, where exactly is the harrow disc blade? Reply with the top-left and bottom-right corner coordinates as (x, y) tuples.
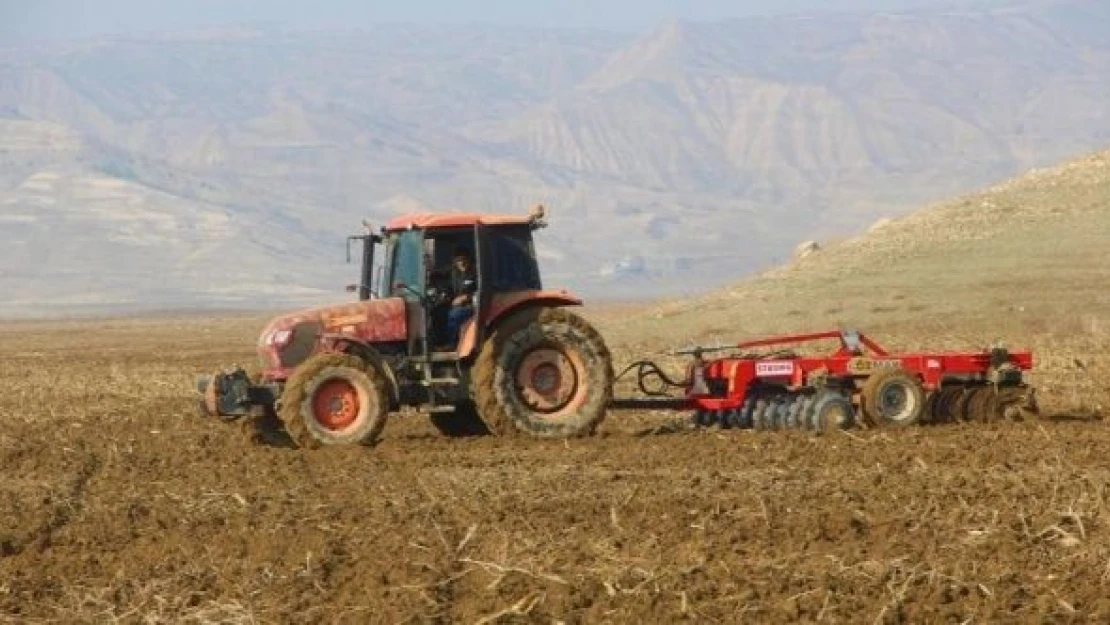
(787, 395), (807, 429)
(934, 387), (965, 423)
(966, 387), (997, 423)
(952, 387), (979, 421)
(737, 398), (756, 429)
(716, 410), (731, 429)
(997, 387), (1039, 421)
(922, 391), (939, 425)
(768, 398), (786, 430)
(692, 409), (711, 427)
(752, 398), (770, 431)
(725, 408), (744, 429)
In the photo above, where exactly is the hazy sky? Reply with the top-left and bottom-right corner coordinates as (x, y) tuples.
(0, 0), (996, 42)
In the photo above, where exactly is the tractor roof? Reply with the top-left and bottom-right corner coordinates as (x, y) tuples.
(383, 212), (536, 232)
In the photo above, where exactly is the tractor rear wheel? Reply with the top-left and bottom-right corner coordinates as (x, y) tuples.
(278, 353), (389, 448)
(861, 368), (926, 427)
(471, 308), (613, 438)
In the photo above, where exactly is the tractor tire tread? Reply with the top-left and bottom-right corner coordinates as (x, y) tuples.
(472, 307), (613, 438)
(278, 352), (389, 449)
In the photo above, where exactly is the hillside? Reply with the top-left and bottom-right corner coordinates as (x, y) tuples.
(596, 149), (1110, 413)
(1, 1), (1109, 308)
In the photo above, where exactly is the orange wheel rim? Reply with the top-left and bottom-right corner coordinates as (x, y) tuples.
(312, 379), (361, 431)
(514, 346), (587, 418)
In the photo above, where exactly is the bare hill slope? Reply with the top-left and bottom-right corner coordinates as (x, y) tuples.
(597, 149), (1110, 412)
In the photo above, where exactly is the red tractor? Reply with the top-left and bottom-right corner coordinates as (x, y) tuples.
(196, 205), (613, 447)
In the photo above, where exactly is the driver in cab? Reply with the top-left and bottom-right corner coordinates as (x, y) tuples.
(442, 246), (476, 348)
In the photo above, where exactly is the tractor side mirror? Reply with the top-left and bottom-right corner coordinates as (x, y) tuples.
(392, 281), (420, 298)
(393, 281), (434, 305)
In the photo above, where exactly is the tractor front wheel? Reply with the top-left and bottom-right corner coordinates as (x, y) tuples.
(278, 353), (389, 448)
(471, 308), (613, 438)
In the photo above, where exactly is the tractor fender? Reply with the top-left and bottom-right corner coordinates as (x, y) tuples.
(318, 333), (401, 407)
(457, 290), (583, 360)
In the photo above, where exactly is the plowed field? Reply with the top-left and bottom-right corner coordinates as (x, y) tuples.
(1, 314), (1108, 624)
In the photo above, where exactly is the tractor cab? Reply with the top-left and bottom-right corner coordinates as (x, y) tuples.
(348, 205), (549, 359)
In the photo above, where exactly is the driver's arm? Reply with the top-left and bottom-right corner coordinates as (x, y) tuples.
(451, 271), (476, 306)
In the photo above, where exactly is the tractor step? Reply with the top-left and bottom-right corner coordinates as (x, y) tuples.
(428, 405), (457, 414)
(423, 377), (460, 386)
(413, 352), (459, 363)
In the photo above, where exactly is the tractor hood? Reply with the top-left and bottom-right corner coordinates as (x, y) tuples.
(256, 297), (408, 375)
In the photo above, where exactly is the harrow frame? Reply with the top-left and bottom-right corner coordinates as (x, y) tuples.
(614, 328), (1038, 429)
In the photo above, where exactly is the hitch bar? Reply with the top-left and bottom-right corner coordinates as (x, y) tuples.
(196, 368), (279, 420)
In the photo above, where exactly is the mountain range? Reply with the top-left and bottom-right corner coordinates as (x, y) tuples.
(1, 0), (1108, 311)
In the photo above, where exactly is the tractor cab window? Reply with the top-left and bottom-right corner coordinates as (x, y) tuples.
(486, 225), (542, 292)
(426, 229), (476, 274)
(388, 229), (424, 301)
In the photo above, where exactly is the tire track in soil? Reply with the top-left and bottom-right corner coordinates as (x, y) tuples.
(417, 519), (473, 625)
(1, 450), (102, 558)
(31, 451), (102, 554)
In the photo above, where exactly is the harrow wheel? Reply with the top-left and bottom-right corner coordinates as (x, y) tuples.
(861, 369), (926, 427)
(278, 353), (389, 448)
(472, 308), (613, 438)
(809, 390), (856, 432)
